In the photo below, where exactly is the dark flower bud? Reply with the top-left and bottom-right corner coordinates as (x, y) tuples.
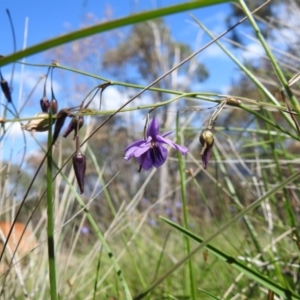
(52, 109), (70, 145)
(63, 116), (84, 139)
(50, 98), (58, 114)
(199, 129), (214, 169)
(73, 151), (86, 194)
(1, 77), (12, 103)
(40, 97), (50, 113)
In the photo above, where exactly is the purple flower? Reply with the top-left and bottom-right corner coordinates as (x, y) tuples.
(124, 117), (188, 170)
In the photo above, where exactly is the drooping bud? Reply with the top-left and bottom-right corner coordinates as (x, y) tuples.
(50, 98), (58, 114)
(40, 96), (50, 113)
(72, 137), (86, 194)
(21, 113), (54, 133)
(52, 109), (70, 145)
(40, 67), (51, 112)
(0, 77), (12, 103)
(199, 129), (214, 169)
(63, 116), (84, 139)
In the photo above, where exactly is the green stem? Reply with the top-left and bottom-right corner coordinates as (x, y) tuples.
(238, 0), (300, 115)
(134, 169), (300, 299)
(46, 107), (57, 299)
(176, 113), (196, 299)
(192, 16), (298, 133)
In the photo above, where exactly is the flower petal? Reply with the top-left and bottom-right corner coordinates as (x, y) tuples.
(133, 141), (152, 157)
(152, 145), (168, 168)
(147, 117), (160, 138)
(124, 139), (145, 152)
(124, 137), (151, 160)
(161, 131), (172, 138)
(138, 152), (154, 170)
(138, 145), (168, 170)
(156, 135), (188, 155)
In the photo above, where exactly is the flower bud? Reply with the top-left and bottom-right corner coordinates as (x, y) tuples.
(21, 113), (54, 133)
(40, 97), (50, 113)
(50, 98), (58, 114)
(63, 116), (84, 139)
(52, 109), (69, 145)
(199, 129), (214, 169)
(1, 78), (12, 103)
(199, 129), (214, 149)
(73, 152), (86, 194)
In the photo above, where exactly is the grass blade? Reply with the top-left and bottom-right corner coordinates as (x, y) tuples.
(162, 217), (300, 300)
(0, 0), (235, 67)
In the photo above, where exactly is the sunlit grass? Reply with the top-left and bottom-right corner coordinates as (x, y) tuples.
(1, 0), (300, 299)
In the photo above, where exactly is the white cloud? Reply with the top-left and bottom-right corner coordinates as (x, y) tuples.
(241, 43), (265, 61)
(201, 43), (226, 59)
(99, 86), (124, 110)
(2, 69), (62, 107)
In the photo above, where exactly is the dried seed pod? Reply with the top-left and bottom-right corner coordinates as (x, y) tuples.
(40, 97), (50, 113)
(199, 129), (214, 169)
(63, 116), (84, 139)
(21, 113), (55, 133)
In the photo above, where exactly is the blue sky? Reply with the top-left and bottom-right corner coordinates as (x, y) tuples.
(0, 0), (239, 102)
(0, 1), (230, 53)
(0, 0), (254, 162)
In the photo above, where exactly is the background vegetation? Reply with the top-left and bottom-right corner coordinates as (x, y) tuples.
(1, 0), (300, 299)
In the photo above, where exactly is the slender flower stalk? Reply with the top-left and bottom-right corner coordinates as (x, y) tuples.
(124, 117), (188, 171)
(50, 67), (58, 114)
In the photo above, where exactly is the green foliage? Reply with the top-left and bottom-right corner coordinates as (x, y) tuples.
(2, 1), (300, 300)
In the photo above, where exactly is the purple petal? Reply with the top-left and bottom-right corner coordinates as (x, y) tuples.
(138, 152), (154, 170)
(147, 117), (160, 138)
(138, 145), (168, 170)
(133, 141), (152, 157)
(124, 137), (151, 160)
(124, 139), (145, 152)
(161, 131), (173, 138)
(156, 135), (188, 155)
(151, 145), (168, 168)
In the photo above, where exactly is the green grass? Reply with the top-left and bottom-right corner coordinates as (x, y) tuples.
(1, 0), (300, 299)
